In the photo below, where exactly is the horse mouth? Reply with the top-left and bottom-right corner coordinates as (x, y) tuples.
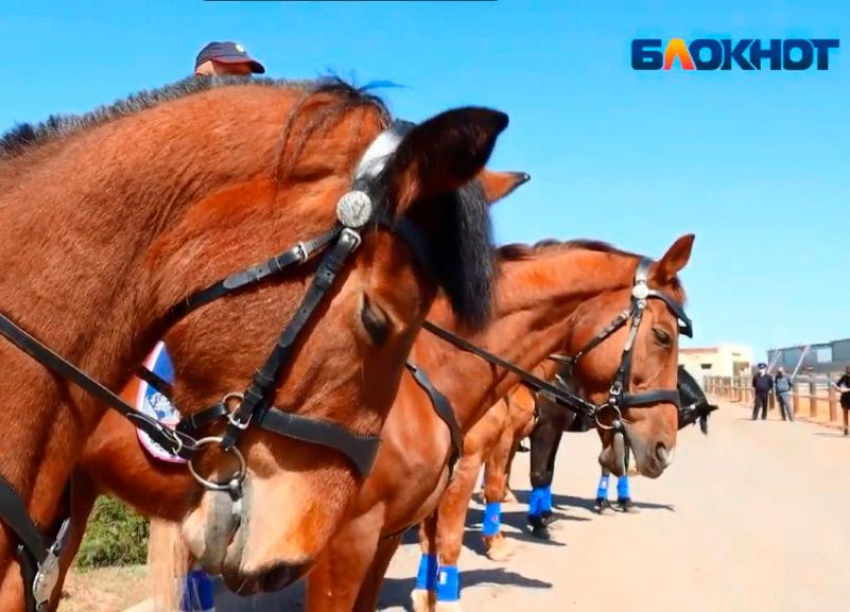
(222, 561), (308, 594)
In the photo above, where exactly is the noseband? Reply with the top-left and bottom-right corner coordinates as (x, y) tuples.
(0, 120), (432, 611)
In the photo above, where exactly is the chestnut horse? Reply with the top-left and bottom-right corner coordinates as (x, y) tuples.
(408, 235), (693, 612)
(40, 170), (529, 612)
(0, 75), (510, 610)
(299, 234), (693, 612)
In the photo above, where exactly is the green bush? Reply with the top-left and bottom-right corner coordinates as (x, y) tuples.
(75, 496), (150, 569)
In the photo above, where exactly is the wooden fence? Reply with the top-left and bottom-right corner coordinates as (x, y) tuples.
(705, 375), (844, 425)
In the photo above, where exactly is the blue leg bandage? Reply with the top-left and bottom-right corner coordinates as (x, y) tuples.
(482, 502), (501, 536)
(542, 485), (553, 513)
(436, 566), (460, 602)
(596, 473), (610, 500)
(617, 475), (630, 500)
(528, 486), (546, 518)
(415, 554), (438, 591)
(180, 568), (215, 612)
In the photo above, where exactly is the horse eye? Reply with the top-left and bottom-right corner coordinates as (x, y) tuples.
(360, 294), (390, 345)
(652, 328), (672, 347)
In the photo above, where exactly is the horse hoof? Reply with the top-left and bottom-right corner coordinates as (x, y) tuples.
(411, 589), (436, 612)
(436, 601), (463, 612)
(485, 535), (517, 562)
(502, 489), (518, 504)
(593, 499), (615, 516)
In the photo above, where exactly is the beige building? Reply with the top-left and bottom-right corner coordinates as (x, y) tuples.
(679, 343), (753, 388)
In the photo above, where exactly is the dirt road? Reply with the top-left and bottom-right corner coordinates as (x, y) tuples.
(207, 400), (850, 611)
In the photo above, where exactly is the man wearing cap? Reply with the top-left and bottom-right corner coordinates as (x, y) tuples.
(751, 363), (774, 421)
(194, 41), (266, 76)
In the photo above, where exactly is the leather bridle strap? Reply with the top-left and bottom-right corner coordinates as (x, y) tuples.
(164, 227), (341, 326)
(220, 228), (362, 451)
(257, 408), (381, 478)
(420, 321), (598, 419)
(406, 362), (463, 477)
(0, 311), (197, 460)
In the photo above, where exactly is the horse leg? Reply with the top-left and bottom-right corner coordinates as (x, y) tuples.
(411, 514), (438, 612)
(540, 427), (563, 524)
(434, 451), (485, 612)
(482, 423), (517, 562)
(501, 444), (518, 503)
(306, 507), (383, 612)
(528, 411), (558, 539)
(351, 532), (403, 612)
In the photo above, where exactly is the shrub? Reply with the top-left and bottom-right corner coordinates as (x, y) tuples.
(75, 496), (149, 569)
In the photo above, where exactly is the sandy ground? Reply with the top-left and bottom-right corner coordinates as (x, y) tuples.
(209, 399), (850, 612)
(64, 399), (850, 611)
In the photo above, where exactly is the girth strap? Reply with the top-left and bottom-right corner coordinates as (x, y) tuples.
(0, 475), (48, 567)
(406, 362), (463, 477)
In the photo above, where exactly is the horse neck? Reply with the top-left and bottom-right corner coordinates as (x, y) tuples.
(0, 87), (291, 515)
(411, 247), (636, 431)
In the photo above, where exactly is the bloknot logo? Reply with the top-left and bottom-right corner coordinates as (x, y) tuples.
(632, 38), (839, 71)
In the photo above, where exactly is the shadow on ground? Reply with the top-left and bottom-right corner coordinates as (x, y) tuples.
(378, 569), (552, 609)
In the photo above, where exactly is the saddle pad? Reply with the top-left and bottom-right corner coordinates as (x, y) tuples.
(135, 341), (187, 464)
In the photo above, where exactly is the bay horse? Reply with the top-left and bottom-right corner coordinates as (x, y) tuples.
(0, 75), (511, 610)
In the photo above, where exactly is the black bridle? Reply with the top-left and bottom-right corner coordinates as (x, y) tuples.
(419, 257), (693, 433)
(0, 120), (431, 611)
(547, 257), (693, 433)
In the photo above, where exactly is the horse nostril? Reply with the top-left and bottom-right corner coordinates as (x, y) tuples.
(655, 443), (674, 467)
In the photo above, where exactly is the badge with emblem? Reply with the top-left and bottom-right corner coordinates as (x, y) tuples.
(135, 341), (187, 464)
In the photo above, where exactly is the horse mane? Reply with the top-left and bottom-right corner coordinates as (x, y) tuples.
(497, 238), (687, 303)
(0, 75), (390, 161)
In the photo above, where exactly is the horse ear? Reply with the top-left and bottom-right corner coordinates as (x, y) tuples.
(382, 107), (509, 212)
(477, 170), (530, 204)
(652, 234), (695, 283)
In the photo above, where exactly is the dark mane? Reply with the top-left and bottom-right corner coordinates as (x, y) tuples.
(0, 75), (389, 161)
(497, 238), (639, 261)
(497, 238), (686, 302)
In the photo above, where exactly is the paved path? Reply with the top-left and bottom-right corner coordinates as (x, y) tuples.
(211, 400), (849, 612)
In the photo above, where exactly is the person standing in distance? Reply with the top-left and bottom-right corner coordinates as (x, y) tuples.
(751, 362), (773, 421)
(831, 365), (850, 437)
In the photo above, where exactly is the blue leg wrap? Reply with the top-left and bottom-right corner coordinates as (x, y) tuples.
(596, 473), (610, 500)
(436, 566), (460, 602)
(527, 486), (546, 518)
(415, 554), (438, 591)
(617, 475), (630, 500)
(180, 569), (215, 612)
(542, 485), (553, 513)
(482, 502), (502, 536)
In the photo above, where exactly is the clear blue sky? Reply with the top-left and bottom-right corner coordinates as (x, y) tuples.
(1, 1), (847, 360)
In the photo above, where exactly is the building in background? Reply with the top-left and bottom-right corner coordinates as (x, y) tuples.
(766, 337), (850, 376)
(679, 343), (753, 388)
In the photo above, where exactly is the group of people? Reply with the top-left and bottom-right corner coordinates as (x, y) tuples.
(752, 362), (850, 436)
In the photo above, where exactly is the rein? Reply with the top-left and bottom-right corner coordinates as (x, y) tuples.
(0, 120), (430, 611)
(420, 257), (693, 434)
